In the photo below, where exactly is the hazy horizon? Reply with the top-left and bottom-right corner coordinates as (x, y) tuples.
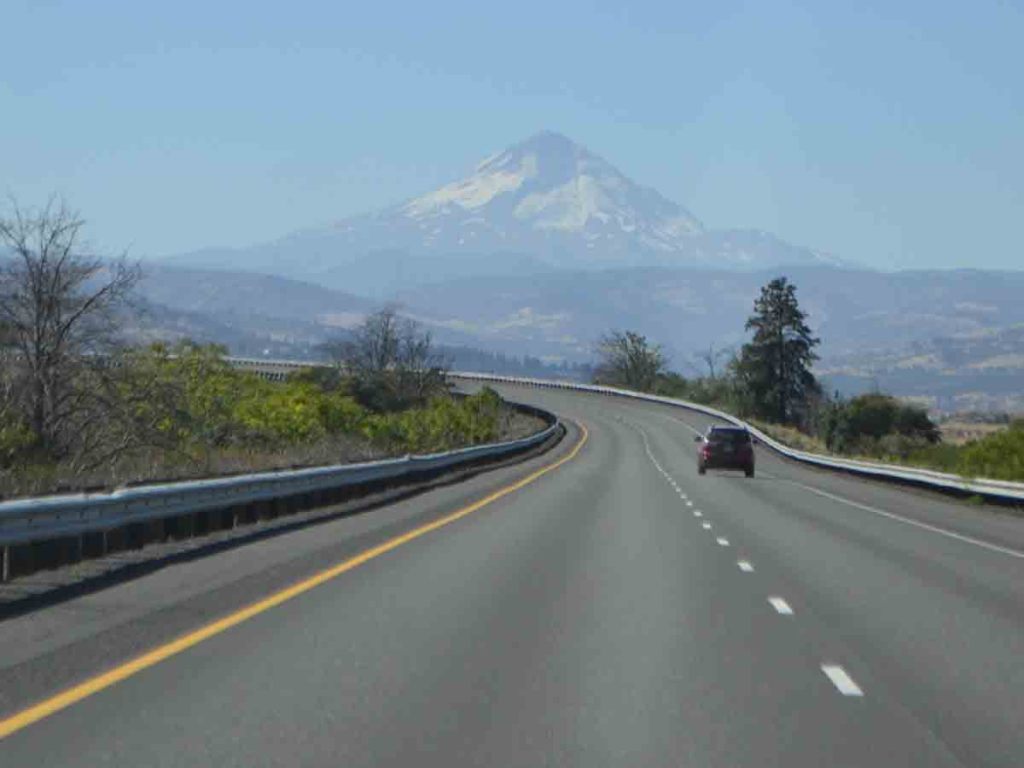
(3, 1), (1023, 271)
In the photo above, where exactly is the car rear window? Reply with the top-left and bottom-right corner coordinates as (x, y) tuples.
(708, 429), (751, 445)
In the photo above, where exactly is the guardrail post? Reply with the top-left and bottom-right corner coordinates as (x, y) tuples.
(82, 530), (107, 558)
(1, 545), (9, 582)
(71, 534), (83, 565)
(6, 544), (32, 580)
(167, 513), (193, 540)
(231, 504), (251, 528)
(35, 539), (58, 571)
(259, 499), (278, 521)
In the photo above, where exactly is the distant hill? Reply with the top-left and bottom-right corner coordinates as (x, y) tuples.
(821, 323), (1024, 412)
(138, 265), (375, 326)
(129, 266), (372, 357)
(135, 263), (1024, 411)
(393, 265), (1024, 362)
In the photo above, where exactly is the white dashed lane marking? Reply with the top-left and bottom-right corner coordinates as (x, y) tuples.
(821, 665), (864, 697)
(768, 597), (793, 615)
(638, 415), (873, 703)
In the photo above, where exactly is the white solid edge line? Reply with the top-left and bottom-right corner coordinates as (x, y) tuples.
(738, 560), (754, 572)
(716, 537), (730, 546)
(789, 481), (1024, 560)
(821, 664), (864, 697)
(768, 596), (793, 615)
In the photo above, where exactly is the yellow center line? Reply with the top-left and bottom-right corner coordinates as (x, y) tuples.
(0, 421), (589, 741)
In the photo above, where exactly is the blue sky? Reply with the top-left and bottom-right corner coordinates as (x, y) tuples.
(2, 0), (1022, 270)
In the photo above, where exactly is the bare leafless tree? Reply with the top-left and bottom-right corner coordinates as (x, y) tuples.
(325, 308), (448, 410)
(593, 330), (667, 392)
(0, 198), (140, 459)
(695, 343), (732, 379)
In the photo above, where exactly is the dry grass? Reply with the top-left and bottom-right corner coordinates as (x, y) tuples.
(939, 421), (1006, 446)
(747, 419), (830, 454)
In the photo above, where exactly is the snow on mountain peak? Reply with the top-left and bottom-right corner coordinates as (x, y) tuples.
(400, 130), (703, 244)
(402, 154), (537, 218)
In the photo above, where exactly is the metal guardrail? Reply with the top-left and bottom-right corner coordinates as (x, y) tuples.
(0, 410), (560, 579)
(186, 357), (1024, 502)
(3, 357), (1018, 578)
(226, 356), (318, 382)
(450, 372), (1024, 504)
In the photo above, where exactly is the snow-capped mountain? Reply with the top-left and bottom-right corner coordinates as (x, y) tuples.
(169, 130), (846, 293)
(389, 129), (703, 262)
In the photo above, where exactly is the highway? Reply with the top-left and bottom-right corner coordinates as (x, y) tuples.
(1, 383), (1023, 766)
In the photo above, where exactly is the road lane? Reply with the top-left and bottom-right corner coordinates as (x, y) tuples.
(2, 384), (1022, 766)
(542, 387), (1024, 768)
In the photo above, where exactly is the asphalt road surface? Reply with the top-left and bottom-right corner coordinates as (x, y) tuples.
(1, 384), (1023, 767)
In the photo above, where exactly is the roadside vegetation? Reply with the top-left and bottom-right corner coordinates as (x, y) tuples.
(0, 335), (530, 499)
(595, 277), (1024, 482)
(0, 202), (543, 499)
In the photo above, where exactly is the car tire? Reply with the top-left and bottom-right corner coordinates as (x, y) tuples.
(745, 466), (755, 478)
(698, 464), (706, 475)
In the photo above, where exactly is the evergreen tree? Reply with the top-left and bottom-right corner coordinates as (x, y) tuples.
(735, 277), (820, 423)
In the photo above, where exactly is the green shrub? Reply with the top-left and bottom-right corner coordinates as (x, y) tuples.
(0, 417), (34, 468)
(653, 372), (691, 399)
(904, 442), (963, 473)
(845, 393), (899, 441)
(956, 425), (1024, 481)
(362, 389), (503, 454)
(820, 393), (940, 452)
(233, 380), (330, 444)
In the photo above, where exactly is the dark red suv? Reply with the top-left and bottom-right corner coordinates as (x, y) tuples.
(696, 426), (755, 477)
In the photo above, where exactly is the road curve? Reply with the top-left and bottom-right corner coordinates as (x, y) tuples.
(1, 384), (1023, 767)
